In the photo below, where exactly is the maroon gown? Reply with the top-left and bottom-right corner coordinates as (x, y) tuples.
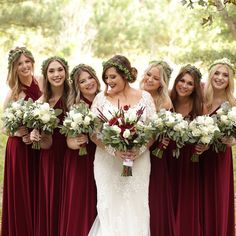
(35, 98), (67, 236)
(149, 140), (176, 236)
(59, 97), (97, 236)
(200, 108), (235, 236)
(167, 114), (202, 236)
(1, 79), (41, 236)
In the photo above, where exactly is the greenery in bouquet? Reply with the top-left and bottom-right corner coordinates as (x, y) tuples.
(150, 109), (189, 158)
(1, 98), (26, 135)
(212, 102), (236, 153)
(97, 103), (151, 176)
(23, 99), (62, 149)
(188, 115), (220, 162)
(60, 103), (100, 155)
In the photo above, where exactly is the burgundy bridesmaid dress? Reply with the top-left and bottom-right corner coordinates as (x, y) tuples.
(200, 108), (235, 236)
(35, 98), (67, 236)
(167, 114), (202, 236)
(1, 79), (41, 236)
(59, 97), (97, 236)
(149, 140), (176, 236)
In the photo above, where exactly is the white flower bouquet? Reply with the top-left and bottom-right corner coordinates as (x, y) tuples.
(188, 115), (220, 162)
(60, 103), (99, 155)
(23, 99), (62, 149)
(150, 109), (189, 158)
(97, 104), (152, 176)
(1, 98), (27, 135)
(212, 101), (236, 152)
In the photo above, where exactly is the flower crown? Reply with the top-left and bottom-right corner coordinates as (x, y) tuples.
(8, 47), (34, 69)
(41, 56), (69, 75)
(149, 60), (173, 80)
(181, 64), (202, 81)
(209, 58), (235, 74)
(102, 60), (133, 82)
(69, 63), (97, 84)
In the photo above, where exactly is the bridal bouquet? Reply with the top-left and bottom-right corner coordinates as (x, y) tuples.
(151, 109), (189, 158)
(212, 102), (236, 152)
(188, 115), (220, 162)
(60, 103), (99, 155)
(97, 104), (151, 176)
(23, 100), (62, 149)
(2, 98), (26, 135)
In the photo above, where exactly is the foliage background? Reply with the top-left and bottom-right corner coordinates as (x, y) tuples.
(0, 0), (236, 216)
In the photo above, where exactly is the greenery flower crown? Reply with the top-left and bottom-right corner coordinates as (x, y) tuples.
(8, 47), (34, 69)
(149, 60), (173, 80)
(181, 64), (202, 81)
(41, 56), (69, 75)
(209, 58), (235, 75)
(102, 60), (133, 82)
(69, 63), (97, 84)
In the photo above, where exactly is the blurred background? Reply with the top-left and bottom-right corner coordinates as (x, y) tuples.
(0, 0), (236, 216)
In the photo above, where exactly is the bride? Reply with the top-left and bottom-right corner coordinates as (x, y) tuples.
(89, 55), (155, 236)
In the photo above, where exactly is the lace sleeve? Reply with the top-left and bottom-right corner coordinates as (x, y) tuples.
(91, 92), (105, 116)
(142, 91), (156, 121)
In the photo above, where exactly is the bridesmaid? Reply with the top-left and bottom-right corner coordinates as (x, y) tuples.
(200, 58), (235, 236)
(140, 61), (176, 235)
(1, 47), (42, 236)
(168, 64), (207, 236)
(59, 64), (100, 236)
(30, 56), (70, 236)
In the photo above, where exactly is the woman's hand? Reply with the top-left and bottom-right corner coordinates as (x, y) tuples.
(160, 137), (170, 149)
(30, 129), (41, 142)
(221, 136), (236, 146)
(194, 144), (209, 155)
(22, 134), (33, 145)
(115, 150), (137, 161)
(14, 126), (28, 137)
(67, 134), (88, 150)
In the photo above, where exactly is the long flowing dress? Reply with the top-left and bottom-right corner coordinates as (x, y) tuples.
(1, 79), (42, 236)
(200, 107), (235, 236)
(59, 97), (97, 236)
(167, 114), (201, 236)
(88, 91), (156, 236)
(149, 140), (176, 236)
(35, 98), (67, 236)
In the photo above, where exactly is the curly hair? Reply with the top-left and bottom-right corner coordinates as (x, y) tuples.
(67, 64), (101, 109)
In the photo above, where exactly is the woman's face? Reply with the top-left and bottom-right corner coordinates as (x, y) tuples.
(16, 54), (33, 79)
(77, 71), (98, 99)
(211, 65), (229, 91)
(47, 60), (66, 87)
(104, 67), (126, 94)
(143, 67), (161, 93)
(176, 73), (195, 98)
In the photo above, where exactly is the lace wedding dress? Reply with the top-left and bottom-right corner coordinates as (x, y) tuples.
(88, 91), (155, 236)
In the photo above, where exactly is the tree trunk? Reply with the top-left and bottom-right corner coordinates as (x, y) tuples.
(214, 0), (236, 40)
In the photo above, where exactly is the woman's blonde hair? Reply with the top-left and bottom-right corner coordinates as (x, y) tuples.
(140, 63), (172, 111)
(7, 47), (35, 101)
(204, 63), (236, 110)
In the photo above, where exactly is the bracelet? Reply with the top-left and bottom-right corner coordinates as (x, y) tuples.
(105, 145), (116, 156)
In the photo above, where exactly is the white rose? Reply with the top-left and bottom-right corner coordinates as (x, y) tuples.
(123, 129), (131, 138)
(216, 108), (224, 115)
(220, 115), (230, 124)
(12, 102), (21, 109)
(165, 116), (175, 127)
(41, 113), (51, 124)
(71, 121), (77, 129)
(41, 102), (50, 110)
(191, 128), (201, 137)
(228, 110), (236, 122)
(204, 116), (214, 126)
(112, 125), (121, 134)
(72, 113), (83, 124)
(84, 116), (91, 125)
(15, 110), (23, 118)
(33, 109), (41, 117)
(200, 136), (211, 144)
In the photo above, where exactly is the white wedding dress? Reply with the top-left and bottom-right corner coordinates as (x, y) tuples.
(89, 91), (155, 236)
